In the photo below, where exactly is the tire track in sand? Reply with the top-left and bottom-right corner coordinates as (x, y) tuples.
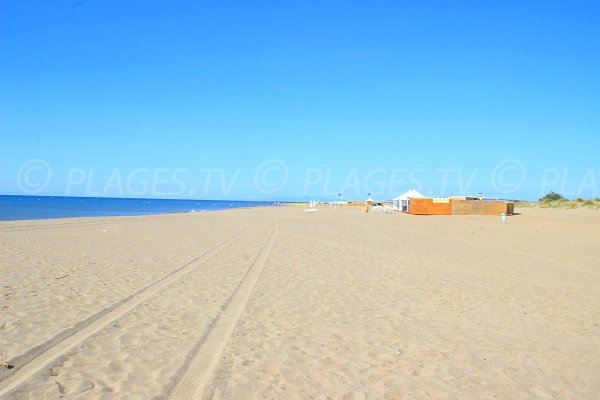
(168, 218), (279, 400)
(0, 222), (256, 396)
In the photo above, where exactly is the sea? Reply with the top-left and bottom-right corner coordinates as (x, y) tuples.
(0, 195), (279, 221)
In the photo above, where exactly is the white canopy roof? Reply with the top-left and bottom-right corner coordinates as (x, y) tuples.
(366, 197), (374, 202)
(393, 189), (425, 201)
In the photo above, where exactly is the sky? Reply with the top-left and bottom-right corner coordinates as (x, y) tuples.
(1, 0), (599, 201)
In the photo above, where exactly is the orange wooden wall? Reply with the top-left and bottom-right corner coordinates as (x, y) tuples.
(408, 198), (514, 216)
(409, 198), (453, 215)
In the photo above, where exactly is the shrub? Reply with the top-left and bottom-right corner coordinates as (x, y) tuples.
(539, 191), (565, 202)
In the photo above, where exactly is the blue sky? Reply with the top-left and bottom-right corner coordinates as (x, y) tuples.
(1, 0), (599, 200)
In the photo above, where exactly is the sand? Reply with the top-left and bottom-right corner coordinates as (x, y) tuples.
(0, 206), (599, 399)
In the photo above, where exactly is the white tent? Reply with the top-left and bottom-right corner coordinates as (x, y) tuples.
(393, 189), (425, 211)
(366, 196), (374, 203)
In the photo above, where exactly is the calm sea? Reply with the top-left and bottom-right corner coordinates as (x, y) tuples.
(0, 195), (279, 221)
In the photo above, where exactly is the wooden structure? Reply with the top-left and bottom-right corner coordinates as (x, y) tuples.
(408, 198), (513, 216)
(452, 199), (513, 216)
(408, 198), (453, 215)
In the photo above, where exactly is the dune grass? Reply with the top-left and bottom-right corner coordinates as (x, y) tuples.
(515, 198), (600, 209)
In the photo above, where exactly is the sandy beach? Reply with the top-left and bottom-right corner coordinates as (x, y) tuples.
(1, 206), (599, 399)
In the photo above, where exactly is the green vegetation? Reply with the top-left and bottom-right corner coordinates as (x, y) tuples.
(539, 191), (566, 202)
(516, 192), (600, 209)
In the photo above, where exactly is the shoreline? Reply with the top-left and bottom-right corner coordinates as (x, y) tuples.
(1, 201), (590, 225)
(0, 202), (281, 224)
